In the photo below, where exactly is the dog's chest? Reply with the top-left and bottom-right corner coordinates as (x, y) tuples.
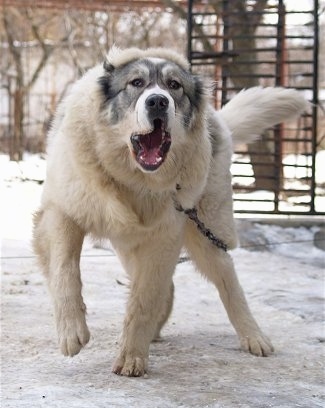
(85, 185), (175, 238)
(104, 190), (183, 250)
(122, 189), (171, 227)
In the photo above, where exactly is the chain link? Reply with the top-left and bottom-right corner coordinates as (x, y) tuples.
(175, 204), (228, 252)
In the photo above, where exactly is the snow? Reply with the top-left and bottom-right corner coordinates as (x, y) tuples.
(1, 154), (324, 407)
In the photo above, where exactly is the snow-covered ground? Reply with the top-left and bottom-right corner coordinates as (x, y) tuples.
(1, 154), (324, 407)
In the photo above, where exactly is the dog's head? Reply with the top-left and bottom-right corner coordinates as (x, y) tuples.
(98, 46), (207, 173)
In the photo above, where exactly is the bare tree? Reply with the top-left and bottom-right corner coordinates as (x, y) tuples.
(3, 8), (53, 160)
(1, 7), (66, 160)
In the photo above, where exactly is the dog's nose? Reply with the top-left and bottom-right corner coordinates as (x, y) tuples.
(145, 94), (169, 113)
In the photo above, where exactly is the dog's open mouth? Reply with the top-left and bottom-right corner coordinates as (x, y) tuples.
(130, 119), (171, 171)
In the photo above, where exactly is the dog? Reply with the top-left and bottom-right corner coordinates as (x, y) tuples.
(33, 46), (308, 377)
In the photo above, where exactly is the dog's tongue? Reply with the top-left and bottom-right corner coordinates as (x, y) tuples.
(139, 124), (163, 165)
(140, 148), (161, 166)
(131, 119), (171, 171)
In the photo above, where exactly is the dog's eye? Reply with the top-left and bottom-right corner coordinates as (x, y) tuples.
(168, 80), (181, 90)
(130, 78), (145, 88)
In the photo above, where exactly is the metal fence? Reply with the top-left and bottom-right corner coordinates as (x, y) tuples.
(187, 0), (323, 215)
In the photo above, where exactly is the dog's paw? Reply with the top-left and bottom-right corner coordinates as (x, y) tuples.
(112, 354), (148, 377)
(240, 333), (274, 357)
(57, 314), (90, 357)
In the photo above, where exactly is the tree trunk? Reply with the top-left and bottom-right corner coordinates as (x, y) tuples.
(10, 87), (24, 161)
(3, 7), (56, 161)
(224, 2), (278, 192)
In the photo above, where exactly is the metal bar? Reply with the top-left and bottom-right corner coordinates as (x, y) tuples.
(221, 0), (229, 107)
(187, 0), (193, 65)
(2, 0), (188, 10)
(234, 210), (325, 215)
(193, 59), (315, 66)
(233, 184), (313, 192)
(310, 0), (319, 214)
(232, 161), (313, 169)
(191, 34), (314, 40)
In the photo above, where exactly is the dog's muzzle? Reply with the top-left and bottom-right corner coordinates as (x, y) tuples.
(131, 94), (172, 172)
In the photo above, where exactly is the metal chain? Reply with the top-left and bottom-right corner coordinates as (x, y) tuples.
(175, 204), (228, 252)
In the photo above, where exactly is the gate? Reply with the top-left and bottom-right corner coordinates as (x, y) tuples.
(187, 0), (323, 215)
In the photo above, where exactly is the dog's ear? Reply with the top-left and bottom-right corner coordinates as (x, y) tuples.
(103, 59), (115, 74)
(98, 61), (115, 104)
(190, 75), (210, 111)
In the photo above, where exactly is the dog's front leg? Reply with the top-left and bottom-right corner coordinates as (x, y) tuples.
(33, 207), (90, 357)
(185, 221), (274, 357)
(112, 234), (181, 377)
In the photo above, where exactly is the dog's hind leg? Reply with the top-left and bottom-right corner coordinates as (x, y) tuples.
(184, 220), (274, 357)
(33, 206), (90, 357)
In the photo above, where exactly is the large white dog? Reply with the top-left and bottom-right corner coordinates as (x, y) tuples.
(33, 46), (308, 377)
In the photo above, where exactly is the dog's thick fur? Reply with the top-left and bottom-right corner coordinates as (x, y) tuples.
(33, 47), (308, 377)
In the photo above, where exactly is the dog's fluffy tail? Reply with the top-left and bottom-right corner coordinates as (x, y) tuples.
(219, 87), (309, 144)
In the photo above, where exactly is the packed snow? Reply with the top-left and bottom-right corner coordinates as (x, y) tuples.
(1, 154), (324, 407)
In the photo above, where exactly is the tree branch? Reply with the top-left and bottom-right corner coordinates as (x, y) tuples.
(161, 0), (214, 52)
(23, 8), (55, 89)
(2, 8), (24, 87)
